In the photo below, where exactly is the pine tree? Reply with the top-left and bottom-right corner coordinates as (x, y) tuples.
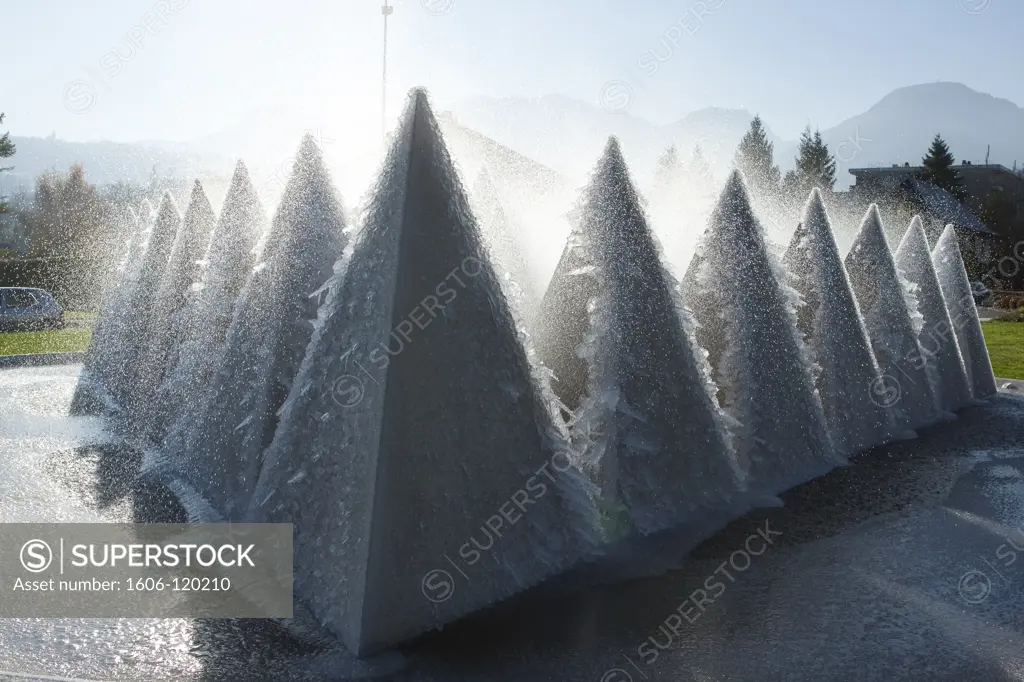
(0, 113), (14, 211)
(653, 145), (680, 189)
(920, 134), (966, 201)
(733, 115), (780, 197)
(792, 126), (837, 196)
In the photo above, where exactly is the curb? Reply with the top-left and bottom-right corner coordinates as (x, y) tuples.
(0, 352), (86, 368)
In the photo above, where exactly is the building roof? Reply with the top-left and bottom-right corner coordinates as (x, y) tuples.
(850, 163), (1018, 176)
(903, 178), (996, 235)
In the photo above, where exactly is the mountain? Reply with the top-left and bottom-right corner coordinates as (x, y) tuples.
(452, 83), (1024, 191)
(450, 94), (758, 186)
(816, 82), (1024, 185)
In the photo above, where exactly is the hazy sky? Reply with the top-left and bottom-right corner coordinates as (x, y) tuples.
(6, 0), (1023, 144)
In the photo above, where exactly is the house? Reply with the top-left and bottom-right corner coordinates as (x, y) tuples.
(841, 165), (1017, 283)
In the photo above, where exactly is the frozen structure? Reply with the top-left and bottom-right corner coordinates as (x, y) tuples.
(129, 181), (217, 435)
(145, 163), (267, 443)
(108, 193), (182, 410)
(681, 171), (839, 495)
(70, 205), (147, 415)
(534, 137), (743, 539)
(470, 168), (539, 323)
(783, 189), (898, 456)
(154, 135), (348, 520)
(894, 217), (974, 412)
(931, 224), (998, 400)
(248, 90), (589, 655)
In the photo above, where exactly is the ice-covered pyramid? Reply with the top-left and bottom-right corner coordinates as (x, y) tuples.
(129, 181), (217, 435)
(70, 205), (148, 415)
(146, 162), (268, 443)
(471, 168), (539, 322)
(534, 137), (743, 537)
(932, 224), (998, 400)
(895, 216), (974, 412)
(109, 192), (182, 411)
(844, 206), (944, 430)
(248, 89), (589, 656)
(157, 135), (347, 520)
(783, 189), (897, 456)
(681, 171), (839, 495)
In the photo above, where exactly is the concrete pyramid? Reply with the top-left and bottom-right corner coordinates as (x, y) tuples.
(844, 206), (943, 430)
(130, 181), (217, 434)
(71, 205), (148, 415)
(534, 137), (743, 538)
(681, 171), (839, 495)
(147, 162), (268, 443)
(160, 136), (347, 521)
(110, 192), (181, 411)
(895, 216), (974, 412)
(248, 89), (589, 655)
(932, 224), (998, 399)
(783, 189), (898, 456)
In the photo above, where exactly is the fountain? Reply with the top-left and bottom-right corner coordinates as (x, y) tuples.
(56, 87), (1005, 660)
(844, 205), (945, 431)
(895, 216), (974, 412)
(931, 223), (998, 400)
(681, 171), (840, 497)
(783, 189), (900, 456)
(535, 137), (744, 540)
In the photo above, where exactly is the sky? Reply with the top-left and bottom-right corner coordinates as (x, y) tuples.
(5, 0), (1024, 145)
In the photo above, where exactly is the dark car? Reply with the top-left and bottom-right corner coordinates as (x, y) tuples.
(0, 287), (65, 331)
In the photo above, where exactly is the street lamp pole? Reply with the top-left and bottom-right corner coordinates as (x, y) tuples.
(382, 1), (393, 141)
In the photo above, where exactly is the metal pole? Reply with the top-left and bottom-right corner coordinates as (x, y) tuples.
(382, 1), (393, 141)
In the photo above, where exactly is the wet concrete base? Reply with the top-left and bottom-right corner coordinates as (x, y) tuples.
(3, 365), (1024, 681)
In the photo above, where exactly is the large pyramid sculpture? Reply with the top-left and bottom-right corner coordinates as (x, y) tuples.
(681, 171), (839, 495)
(932, 224), (998, 399)
(895, 216), (974, 412)
(146, 163), (267, 443)
(154, 135), (348, 521)
(110, 192), (182, 411)
(845, 206), (944, 430)
(534, 137), (742, 538)
(783, 189), (898, 456)
(130, 181), (217, 435)
(71, 205), (148, 415)
(248, 90), (589, 655)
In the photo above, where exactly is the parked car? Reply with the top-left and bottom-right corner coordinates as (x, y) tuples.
(0, 287), (65, 331)
(970, 281), (990, 305)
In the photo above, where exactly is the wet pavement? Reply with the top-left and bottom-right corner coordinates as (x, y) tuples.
(2, 365), (1024, 681)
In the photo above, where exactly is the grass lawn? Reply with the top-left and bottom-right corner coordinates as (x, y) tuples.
(0, 328), (91, 356)
(981, 321), (1024, 380)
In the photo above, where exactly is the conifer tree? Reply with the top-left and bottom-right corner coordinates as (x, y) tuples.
(920, 134), (966, 201)
(734, 115), (780, 197)
(792, 126), (837, 195)
(0, 113), (14, 210)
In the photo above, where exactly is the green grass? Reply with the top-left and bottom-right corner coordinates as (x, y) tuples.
(0, 329), (91, 356)
(981, 321), (1024, 380)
